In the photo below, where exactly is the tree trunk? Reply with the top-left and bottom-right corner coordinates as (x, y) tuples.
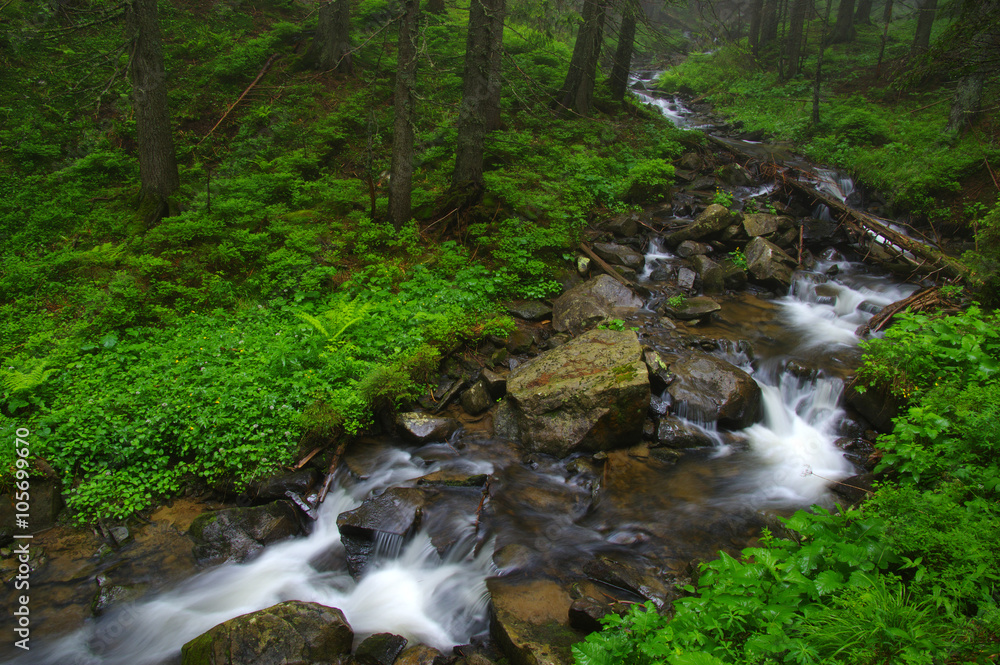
(945, 71), (985, 135)
(760, 0), (780, 47)
(813, 0), (834, 124)
(306, 0), (352, 73)
(453, 0), (505, 190)
(854, 0), (872, 24)
(785, 0), (808, 78)
(427, 0), (445, 13)
(484, 0), (505, 131)
(876, 0), (893, 74)
(609, 0), (639, 102)
(126, 0), (179, 224)
(910, 0), (937, 56)
(554, 0), (608, 116)
(388, 0), (421, 230)
(830, 0), (857, 43)
(748, 0), (764, 54)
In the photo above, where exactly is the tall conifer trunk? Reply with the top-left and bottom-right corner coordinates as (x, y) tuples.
(388, 0), (421, 230)
(453, 0), (506, 190)
(830, 0), (857, 43)
(609, 0), (639, 102)
(554, 0), (608, 116)
(126, 0), (179, 223)
(910, 0), (938, 56)
(306, 0), (352, 73)
(785, 0), (808, 77)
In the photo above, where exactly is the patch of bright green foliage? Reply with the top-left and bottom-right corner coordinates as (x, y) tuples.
(577, 305), (1000, 664)
(656, 38), (999, 214)
(0, 0), (696, 519)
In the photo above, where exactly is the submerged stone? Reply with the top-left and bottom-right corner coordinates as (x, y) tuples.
(488, 576), (580, 665)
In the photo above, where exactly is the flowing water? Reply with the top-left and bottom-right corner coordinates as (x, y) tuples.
(2, 76), (919, 665)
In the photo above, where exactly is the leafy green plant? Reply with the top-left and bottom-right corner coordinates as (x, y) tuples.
(668, 294), (688, 309)
(729, 248), (748, 271)
(710, 188), (733, 208)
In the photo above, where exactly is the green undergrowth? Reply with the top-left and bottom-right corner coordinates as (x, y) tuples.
(577, 304), (1000, 664)
(0, 0), (698, 519)
(656, 35), (998, 216)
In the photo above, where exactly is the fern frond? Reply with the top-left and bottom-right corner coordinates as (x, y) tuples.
(2, 360), (58, 394)
(296, 311), (330, 339)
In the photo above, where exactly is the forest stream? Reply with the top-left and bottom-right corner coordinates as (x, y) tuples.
(1, 81), (922, 665)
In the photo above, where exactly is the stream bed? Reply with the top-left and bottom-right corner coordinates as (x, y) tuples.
(1, 79), (920, 665)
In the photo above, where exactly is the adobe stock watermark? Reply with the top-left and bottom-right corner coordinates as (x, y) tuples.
(12, 428), (32, 651)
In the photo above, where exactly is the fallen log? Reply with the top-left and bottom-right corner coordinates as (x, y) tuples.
(705, 135), (970, 280)
(855, 286), (959, 337)
(579, 242), (637, 289)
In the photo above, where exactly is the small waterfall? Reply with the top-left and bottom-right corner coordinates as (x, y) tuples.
(14, 456), (493, 665)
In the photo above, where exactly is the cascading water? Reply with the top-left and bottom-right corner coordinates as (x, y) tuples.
(11, 452), (493, 665)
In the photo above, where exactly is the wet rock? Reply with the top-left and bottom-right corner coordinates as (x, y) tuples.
(665, 204), (733, 247)
(803, 217), (845, 243)
(461, 380), (493, 416)
(597, 213), (639, 238)
(91, 577), (146, 616)
(720, 258), (749, 290)
(576, 256), (591, 276)
(743, 213), (785, 237)
(592, 242), (644, 269)
(662, 295), (721, 321)
(506, 301), (553, 322)
(655, 416), (715, 448)
(583, 554), (674, 609)
(503, 329), (650, 457)
(691, 255), (725, 294)
(643, 419), (656, 440)
(417, 377), (466, 413)
(481, 368), (508, 399)
(180, 600), (353, 665)
(830, 473), (874, 507)
(716, 163), (753, 187)
(490, 348), (510, 368)
(745, 236), (797, 289)
(568, 598), (608, 634)
(720, 223), (748, 243)
(505, 329), (536, 355)
(396, 412), (461, 443)
(395, 645), (446, 665)
(416, 471), (489, 487)
(246, 468), (321, 504)
(677, 152), (704, 172)
(488, 576), (580, 665)
(189, 501), (303, 565)
(356, 632), (408, 665)
(492, 399), (519, 440)
(337, 487), (480, 578)
(610, 265), (638, 282)
(845, 384), (900, 434)
(642, 349), (674, 390)
(676, 240), (712, 258)
(666, 352), (762, 429)
(676, 267), (697, 291)
(551, 275), (643, 336)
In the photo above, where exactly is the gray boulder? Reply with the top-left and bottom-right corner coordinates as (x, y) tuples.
(691, 255), (725, 294)
(592, 242), (645, 269)
(665, 204), (733, 247)
(667, 352), (761, 429)
(180, 601), (353, 665)
(743, 213), (789, 237)
(745, 236), (797, 289)
(661, 296), (721, 321)
(396, 412), (461, 443)
(188, 501), (302, 565)
(551, 275), (643, 336)
(503, 328), (650, 457)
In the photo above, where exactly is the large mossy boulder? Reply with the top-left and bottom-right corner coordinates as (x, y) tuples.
(188, 501), (303, 565)
(551, 275), (643, 336)
(666, 352), (761, 429)
(180, 601), (353, 665)
(502, 328), (650, 457)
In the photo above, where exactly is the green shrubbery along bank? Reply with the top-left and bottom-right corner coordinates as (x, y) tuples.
(0, 0), (695, 519)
